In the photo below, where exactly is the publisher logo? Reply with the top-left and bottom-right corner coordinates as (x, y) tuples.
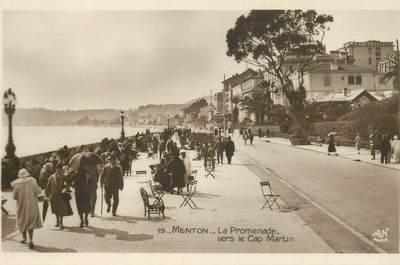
(372, 228), (389, 242)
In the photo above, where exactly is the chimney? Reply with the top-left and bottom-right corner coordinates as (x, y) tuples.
(343, 88), (349, 97)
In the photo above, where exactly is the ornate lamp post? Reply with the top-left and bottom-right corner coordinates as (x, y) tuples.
(120, 111), (126, 140)
(2, 88), (20, 189)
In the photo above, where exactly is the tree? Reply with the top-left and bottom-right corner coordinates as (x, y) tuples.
(239, 80), (274, 124)
(383, 41), (399, 91)
(226, 10), (333, 134)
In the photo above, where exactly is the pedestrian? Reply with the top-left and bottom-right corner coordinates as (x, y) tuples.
(11, 168), (43, 249)
(355, 133), (361, 155)
(243, 131), (248, 145)
(159, 140), (166, 158)
(369, 134), (376, 160)
(152, 136), (159, 159)
(327, 134), (338, 156)
(258, 128), (262, 139)
(166, 153), (186, 194)
(147, 144), (154, 158)
(100, 154), (124, 217)
(225, 136), (235, 165)
(29, 159), (42, 183)
(249, 132), (254, 146)
(216, 137), (225, 164)
(391, 135), (400, 163)
(181, 151), (192, 192)
(74, 165), (92, 227)
(380, 134), (391, 164)
(88, 164), (101, 217)
(39, 162), (53, 189)
(45, 162), (73, 229)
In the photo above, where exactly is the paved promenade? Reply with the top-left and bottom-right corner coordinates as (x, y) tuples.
(2, 148), (333, 253)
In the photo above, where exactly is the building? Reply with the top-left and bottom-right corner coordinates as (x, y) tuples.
(222, 68), (263, 123)
(300, 58), (391, 101)
(331, 40), (394, 70)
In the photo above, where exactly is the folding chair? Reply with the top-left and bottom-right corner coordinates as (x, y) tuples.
(204, 159), (215, 179)
(135, 170), (149, 184)
(179, 180), (198, 208)
(260, 181), (280, 210)
(149, 181), (165, 206)
(1, 198), (8, 216)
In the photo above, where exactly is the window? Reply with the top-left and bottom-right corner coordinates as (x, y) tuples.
(356, 76), (362, 85)
(368, 58), (372, 64)
(323, 76), (331, 87)
(368, 47), (372, 53)
(348, 76), (355, 85)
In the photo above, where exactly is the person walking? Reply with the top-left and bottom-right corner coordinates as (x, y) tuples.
(45, 162), (73, 229)
(243, 131), (248, 146)
(327, 134), (338, 156)
(100, 154), (124, 216)
(369, 134), (376, 160)
(249, 132), (254, 146)
(11, 168), (43, 249)
(88, 164), (101, 217)
(258, 128), (262, 139)
(215, 137), (225, 164)
(225, 136), (235, 165)
(159, 141), (166, 159)
(38, 162), (53, 190)
(355, 134), (361, 155)
(380, 134), (391, 164)
(74, 165), (92, 227)
(391, 135), (400, 163)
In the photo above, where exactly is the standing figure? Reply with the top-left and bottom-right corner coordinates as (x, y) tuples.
(243, 131), (249, 146)
(355, 133), (361, 155)
(166, 154), (186, 194)
(74, 166), (92, 227)
(225, 136), (235, 165)
(258, 128), (262, 139)
(11, 169), (43, 249)
(216, 137), (225, 164)
(327, 134), (338, 156)
(369, 134), (376, 160)
(100, 154), (124, 216)
(45, 163), (73, 229)
(159, 141), (166, 159)
(39, 162), (53, 190)
(249, 132), (254, 146)
(88, 165), (101, 217)
(380, 134), (391, 164)
(391, 135), (400, 163)
(181, 151), (192, 192)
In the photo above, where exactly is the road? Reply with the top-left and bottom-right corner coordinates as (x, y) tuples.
(236, 137), (399, 253)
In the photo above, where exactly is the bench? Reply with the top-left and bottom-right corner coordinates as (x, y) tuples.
(140, 187), (165, 219)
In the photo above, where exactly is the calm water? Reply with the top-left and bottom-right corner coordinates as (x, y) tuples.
(2, 126), (162, 157)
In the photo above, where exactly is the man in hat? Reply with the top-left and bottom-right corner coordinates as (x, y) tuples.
(100, 153), (124, 216)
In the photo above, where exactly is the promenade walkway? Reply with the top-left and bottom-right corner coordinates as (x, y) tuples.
(1, 148), (333, 253)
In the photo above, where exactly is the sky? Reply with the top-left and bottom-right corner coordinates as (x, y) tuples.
(3, 10), (399, 110)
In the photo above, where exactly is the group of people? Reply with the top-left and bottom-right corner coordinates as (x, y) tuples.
(195, 136), (236, 165)
(10, 137), (131, 249)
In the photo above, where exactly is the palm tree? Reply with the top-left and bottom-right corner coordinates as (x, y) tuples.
(383, 47), (399, 91)
(239, 80), (274, 124)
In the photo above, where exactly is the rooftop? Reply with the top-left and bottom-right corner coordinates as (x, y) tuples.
(314, 88), (377, 103)
(304, 62), (374, 73)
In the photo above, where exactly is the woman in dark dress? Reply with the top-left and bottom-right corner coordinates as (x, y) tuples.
(327, 134), (338, 156)
(45, 162), (73, 229)
(166, 155), (186, 194)
(74, 166), (91, 227)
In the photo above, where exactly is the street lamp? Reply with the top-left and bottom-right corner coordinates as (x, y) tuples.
(120, 111), (125, 140)
(2, 88), (20, 189)
(167, 114), (170, 129)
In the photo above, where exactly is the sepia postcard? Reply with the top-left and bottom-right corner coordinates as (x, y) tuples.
(1, 1), (399, 265)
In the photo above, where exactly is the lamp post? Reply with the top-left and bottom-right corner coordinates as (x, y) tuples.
(120, 111), (125, 140)
(2, 88), (20, 189)
(167, 114), (170, 129)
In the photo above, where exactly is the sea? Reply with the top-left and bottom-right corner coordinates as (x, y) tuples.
(1, 126), (163, 157)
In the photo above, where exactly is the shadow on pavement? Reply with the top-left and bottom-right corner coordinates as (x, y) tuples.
(33, 245), (77, 252)
(63, 226), (154, 241)
(193, 192), (220, 198)
(99, 215), (171, 223)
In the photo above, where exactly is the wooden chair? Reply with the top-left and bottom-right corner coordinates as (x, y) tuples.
(260, 181), (280, 210)
(179, 180), (198, 208)
(140, 188), (165, 219)
(204, 159), (215, 179)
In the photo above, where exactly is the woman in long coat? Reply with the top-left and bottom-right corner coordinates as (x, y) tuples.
(327, 134), (338, 156)
(73, 166), (91, 227)
(391, 135), (400, 163)
(166, 155), (186, 194)
(11, 168), (43, 249)
(45, 163), (73, 229)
